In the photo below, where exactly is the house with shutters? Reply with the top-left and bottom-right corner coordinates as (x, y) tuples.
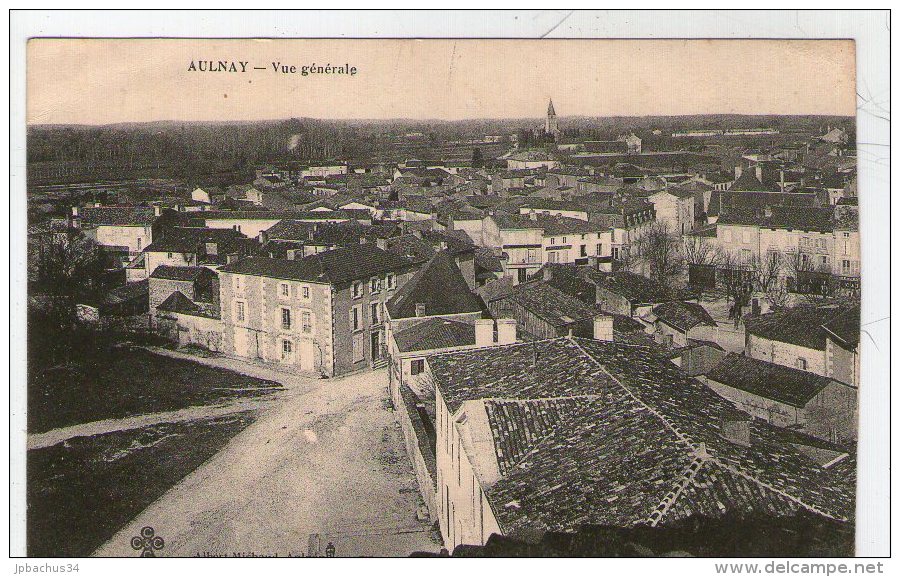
(217, 245), (417, 376)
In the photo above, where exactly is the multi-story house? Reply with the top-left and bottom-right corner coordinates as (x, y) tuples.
(218, 245), (417, 376)
(482, 212), (613, 284)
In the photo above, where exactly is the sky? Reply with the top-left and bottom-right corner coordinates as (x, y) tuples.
(27, 38), (856, 125)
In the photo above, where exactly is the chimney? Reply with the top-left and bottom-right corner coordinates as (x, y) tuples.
(415, 303), (426, 317)
(496, 319), (517, 345)
(763, 205), (773, 218)
(723, 417), (751, 447)
(475, 319), (494, 347)
(412, 229), (423, 239)
(153, 204), (162, 216)
(593, 314), (614, 342)
(437, 241), (448, 251)
(755, 165), (763, 183)
(71, 206), (79, 216)
(360, 236), (368, 245)
(734, 165), (743, 180)
(529, 210), (537, 221)
(376, 238), (388, 251)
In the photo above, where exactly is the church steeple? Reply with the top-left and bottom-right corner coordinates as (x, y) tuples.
(545, 98), (559, 139)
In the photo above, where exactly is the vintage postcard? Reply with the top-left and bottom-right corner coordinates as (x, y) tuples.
(15, 24), (883, 561)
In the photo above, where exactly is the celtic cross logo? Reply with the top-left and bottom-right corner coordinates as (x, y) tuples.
(131, 526), (165, 557)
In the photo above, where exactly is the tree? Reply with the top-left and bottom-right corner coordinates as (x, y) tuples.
(632, 221), (682, 286)
(749, 252), (789, 310)
(681, 234), (720, 267)
(29, 229), (113, 324)
(471, 147), (484, 169)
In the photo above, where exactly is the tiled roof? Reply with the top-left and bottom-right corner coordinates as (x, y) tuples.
(385, 231), (475, 265)
(428, 337), (854, 534)
(144, 227), (245, 253)
(219, 245), (415, 286)
(78, 206), (156, 226)
(730, 170), (778, 192)
(744, 305), (854, 351)
(717, 207), (835, 233)
(157, 290), (203, 315)
(386, 251), (483, 319)
(705, 353), (836, 407)
(491, 280), (601, 328)
(149, 265), (210, 282)
(393, 317), (476, 353)
(820, 305), (860, 350)
(588, 270), (680, 305)
(652, 301), (717, 332)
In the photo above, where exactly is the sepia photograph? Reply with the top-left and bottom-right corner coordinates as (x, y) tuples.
(9, 11), (890, 564)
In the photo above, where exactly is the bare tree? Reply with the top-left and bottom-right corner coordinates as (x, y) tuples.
(681, 234), (721, 267)
(632, 221), (682, 286)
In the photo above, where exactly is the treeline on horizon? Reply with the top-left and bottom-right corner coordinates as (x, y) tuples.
(27, 114), (855, 184)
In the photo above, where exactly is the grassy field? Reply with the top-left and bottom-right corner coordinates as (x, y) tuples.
(27, 413), (257, 557)
(28, 348), (280, 434)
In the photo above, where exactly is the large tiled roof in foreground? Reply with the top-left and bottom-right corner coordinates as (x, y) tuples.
(427, 337), (854, 535)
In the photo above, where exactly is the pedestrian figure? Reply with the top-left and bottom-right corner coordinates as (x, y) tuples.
(325, 542), (336, 558)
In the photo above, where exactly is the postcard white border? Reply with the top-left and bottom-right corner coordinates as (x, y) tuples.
(7, 9), (891, 566)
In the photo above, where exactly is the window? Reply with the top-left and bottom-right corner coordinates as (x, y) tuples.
(548, 251), (559, 264)
(410, 359), (425, 375)
(235, 301), (245, 323)
(352, 282), (362, 298)
(350, 306), (361, 331)
(550, 237), (555, 245)
(281, 339), (292, 360)
(137, 238), (142, 250)
(280, 283), (290, 297)
(233, 276), (242, 291)
(370, 303), (380, 324)
(596, 243), (603, 255)
(562, 236), (567, 244)
(167, 252), (173, 259)
(526, 248), (537, 263)
(580, 245), (587, 257)
(370, 278), (380, 293)
(206, 242), (218, 256)
(301, 311), (312, 333)
(281, 308), (292, 330)
(842, 259), (851, 273)
(386, 274), (396, 290)
(796, 358), (808, 370)
(301, 285), (310, 299)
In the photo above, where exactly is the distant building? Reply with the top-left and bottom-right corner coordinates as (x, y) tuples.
(544, 98), (560, 140)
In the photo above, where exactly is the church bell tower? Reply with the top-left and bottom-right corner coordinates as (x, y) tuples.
(545, 98), (560, 139)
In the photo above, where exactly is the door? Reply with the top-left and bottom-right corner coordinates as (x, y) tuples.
(370, 331), (381, 362)
(233, 327), (251, 358)
(299, 340), (315, 372)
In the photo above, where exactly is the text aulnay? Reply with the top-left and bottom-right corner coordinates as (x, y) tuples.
(187, 61), (358, 76)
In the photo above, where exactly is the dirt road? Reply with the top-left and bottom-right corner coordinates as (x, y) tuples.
(92, 363), (440, 558)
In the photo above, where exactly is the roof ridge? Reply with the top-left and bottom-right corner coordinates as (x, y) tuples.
(572, 338), (847, 522)
(647, 455), (707, 527)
